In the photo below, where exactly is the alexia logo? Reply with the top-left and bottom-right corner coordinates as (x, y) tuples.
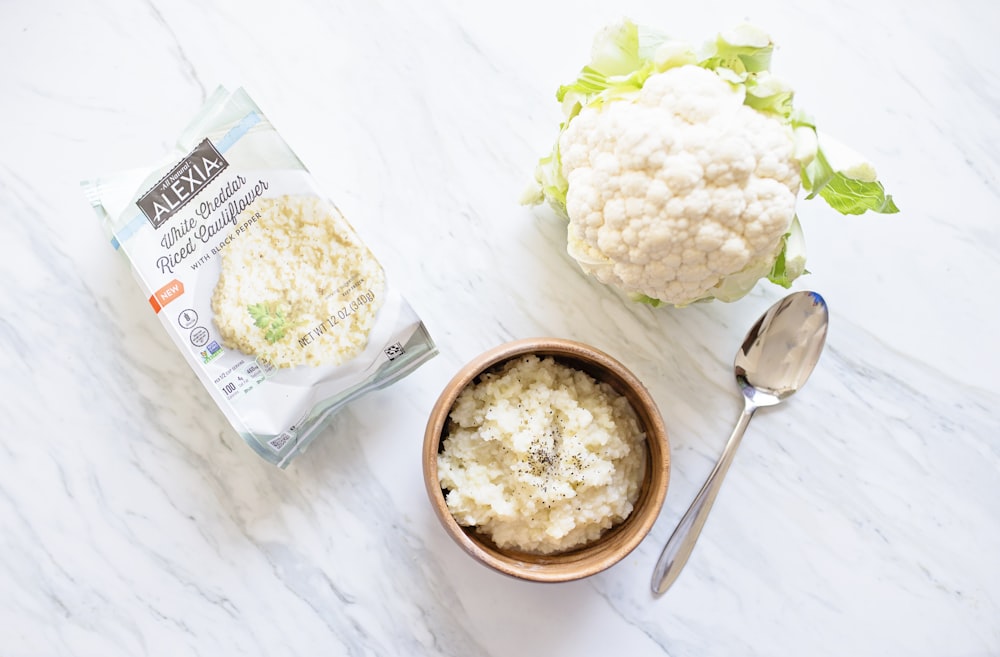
(137, 139), (228, 229)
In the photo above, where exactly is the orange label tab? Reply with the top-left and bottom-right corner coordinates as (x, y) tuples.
(149, 279), (185, 313)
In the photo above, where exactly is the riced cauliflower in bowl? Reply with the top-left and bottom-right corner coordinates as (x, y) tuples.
(439, 355), (646, 555)
(423, 338), (670, 582)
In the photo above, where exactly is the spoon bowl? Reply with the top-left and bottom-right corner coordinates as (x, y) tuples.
(651, 290), (828, 596)
(736, 290), (830, 406)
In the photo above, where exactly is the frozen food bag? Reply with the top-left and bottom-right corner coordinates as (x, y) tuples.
(82, 86), (436, 467)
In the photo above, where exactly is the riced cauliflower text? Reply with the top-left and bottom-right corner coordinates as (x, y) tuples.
(438, 355), (646, 554)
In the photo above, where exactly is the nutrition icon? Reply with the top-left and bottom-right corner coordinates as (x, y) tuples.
(178, 309), (199, 329)
(190, 326), (210, 348)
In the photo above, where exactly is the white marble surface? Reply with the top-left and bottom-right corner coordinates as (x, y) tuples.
(2, 0), (998, 655)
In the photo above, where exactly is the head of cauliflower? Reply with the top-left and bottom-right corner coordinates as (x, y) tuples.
(558, 64), (800, 307)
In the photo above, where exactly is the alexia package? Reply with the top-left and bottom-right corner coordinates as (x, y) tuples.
(82, 87), (436, 467)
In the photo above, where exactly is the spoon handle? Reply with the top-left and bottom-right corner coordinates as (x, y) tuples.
(651, 400), (756, 596)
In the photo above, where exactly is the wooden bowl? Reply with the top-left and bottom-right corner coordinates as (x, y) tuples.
(422, 338), (670, 582)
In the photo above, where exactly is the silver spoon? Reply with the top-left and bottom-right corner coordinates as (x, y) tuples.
(651, 290), (829, 596)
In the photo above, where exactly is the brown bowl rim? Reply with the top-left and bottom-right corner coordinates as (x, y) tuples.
(422, 337), (670, 583)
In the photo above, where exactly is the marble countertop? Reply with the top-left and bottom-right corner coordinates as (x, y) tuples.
(2, 1), (998, 655)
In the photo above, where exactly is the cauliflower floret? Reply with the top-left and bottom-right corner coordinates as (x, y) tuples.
(559, 65), (800, 306)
